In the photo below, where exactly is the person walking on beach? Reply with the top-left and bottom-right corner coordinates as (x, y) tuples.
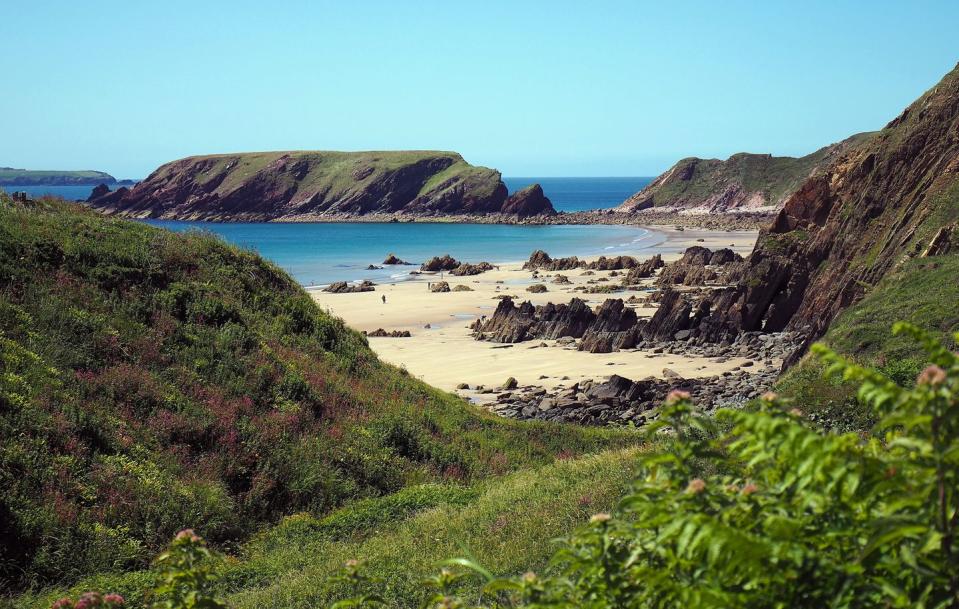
(382, 295), (386, 304)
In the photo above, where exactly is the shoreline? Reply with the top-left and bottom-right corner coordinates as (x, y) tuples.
(302, 224), (758, 290)
(310, 227), (761, 397)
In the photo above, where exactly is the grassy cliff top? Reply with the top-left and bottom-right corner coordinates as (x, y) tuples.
(0, 168), (116, 185)
(620, 133), (875, 211)
(149, 149), (495, 196)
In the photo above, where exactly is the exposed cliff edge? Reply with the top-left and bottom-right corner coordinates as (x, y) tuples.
(87, 150), (555, 220)
(616, 133), (874, 214)
(624, 63), (959, 355)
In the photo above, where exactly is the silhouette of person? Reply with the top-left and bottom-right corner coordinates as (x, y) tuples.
(382, 295), (386, 304)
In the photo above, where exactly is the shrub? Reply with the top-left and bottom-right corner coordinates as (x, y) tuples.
(400, 323), (959, 607)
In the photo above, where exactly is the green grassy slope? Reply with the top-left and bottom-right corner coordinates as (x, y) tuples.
(0, 195), (636, 592)
(0, 168), (116, 185)
(145, 150), (499, 202)
(618, 133), (875, 211)
(777, 254), (959, 430)
(14, 448), (641, 609)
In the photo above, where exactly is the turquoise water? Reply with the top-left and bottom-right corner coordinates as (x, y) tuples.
(144, 221), (662, 286)
(5, 177), (652, 212)
(503, 177), (652, 211)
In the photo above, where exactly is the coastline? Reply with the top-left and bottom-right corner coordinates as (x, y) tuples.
(310, 226), (761, 396)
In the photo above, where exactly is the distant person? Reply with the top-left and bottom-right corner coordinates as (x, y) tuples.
(382, 295), (387, 304)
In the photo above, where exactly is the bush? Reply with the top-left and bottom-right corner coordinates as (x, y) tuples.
(398, 323), (959, 607)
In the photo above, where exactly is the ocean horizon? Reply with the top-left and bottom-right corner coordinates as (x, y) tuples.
(7, 177), (658, 286)
(4, 176), (653, 214)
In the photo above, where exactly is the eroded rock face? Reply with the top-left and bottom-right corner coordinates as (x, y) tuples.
(696, 63), (959, 352)
(501, 183), (557, 216)
(86, 151), (555, 220)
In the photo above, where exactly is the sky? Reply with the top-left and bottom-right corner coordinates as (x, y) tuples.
(2, 0), (957, 178)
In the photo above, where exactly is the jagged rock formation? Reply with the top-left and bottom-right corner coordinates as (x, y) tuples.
(324, 280), (376, 293)
(632, 64), (959, 353)
(450, 261), (495, 276)
(623, 254), (665, 283)
(501, 183), (556, 216)
(420, 255), (494, 275)
(616, 133), (874, 214)
(522, 250), (644, 272)
(86, 151), (556, 220)
(363, 328), (412, 337)
(421, 255), (461, 272)
(655, 247), (744, 287)
(383, 253), (411, 265)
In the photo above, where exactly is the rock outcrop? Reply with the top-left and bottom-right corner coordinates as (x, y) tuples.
(86, 151), (557, 221)
(632, 64), (959, 355)
(324, 280), (376, 293)
(500, 183), (556, 216)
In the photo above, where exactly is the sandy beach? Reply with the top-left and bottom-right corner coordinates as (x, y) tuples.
(310, 226), (761, 396)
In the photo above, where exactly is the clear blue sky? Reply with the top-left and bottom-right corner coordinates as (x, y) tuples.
(2, 0), (957, 178)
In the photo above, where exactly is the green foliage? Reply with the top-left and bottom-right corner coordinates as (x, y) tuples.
(0, 196), (635, 592)
(152, 531), (226, 609)
(376, 324), (959, 608)
(777, 254), (959, 426)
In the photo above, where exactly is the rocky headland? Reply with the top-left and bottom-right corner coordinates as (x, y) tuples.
(86, 150), (558, 221)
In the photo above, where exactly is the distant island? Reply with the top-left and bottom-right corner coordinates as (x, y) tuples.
(0, 167), (135, 186)
(87, 150), (556, 221)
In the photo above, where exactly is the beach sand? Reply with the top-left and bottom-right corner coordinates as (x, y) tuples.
(310, 227), (760, 395)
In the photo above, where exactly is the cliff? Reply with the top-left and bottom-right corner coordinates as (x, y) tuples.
(641, 63), (959, 351)
(0, 167), (117, 186)
(616, 134), (874, 214)
(87, 150), (555, 220)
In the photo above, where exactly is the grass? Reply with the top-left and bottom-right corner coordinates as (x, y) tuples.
(643, 133), (875, 209)
(149, 151), (501, 202)
(777, 254), (959, 430)
(13, 448), (642, 609)
(0, 195), (638, 593)
(0, 168), (116, 185)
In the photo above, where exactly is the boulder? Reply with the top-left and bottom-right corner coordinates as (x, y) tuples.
(383, 253), (410, 265)
(526, 284), (548, 293)
(430, 281), (451, 293)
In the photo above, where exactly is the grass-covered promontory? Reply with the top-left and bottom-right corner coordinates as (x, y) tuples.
(0, 168), (117, 186)
(617, 133), (874, 213)
(86, 151), (537, 220)
(0, 194), (634, 592)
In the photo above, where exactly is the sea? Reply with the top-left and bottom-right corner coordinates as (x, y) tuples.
(5, 177), (655, 286)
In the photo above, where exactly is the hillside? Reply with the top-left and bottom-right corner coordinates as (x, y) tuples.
(632, 63), (959, 358)
(86, 151), (556, 220)
(0, 194), (627, 592)
(616, 133), (873, 213)
(0, 168), (117, 186)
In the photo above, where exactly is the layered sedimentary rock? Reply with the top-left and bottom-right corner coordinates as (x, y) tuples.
(632, 64), (959, 353)
(87, 151), (556, 220)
